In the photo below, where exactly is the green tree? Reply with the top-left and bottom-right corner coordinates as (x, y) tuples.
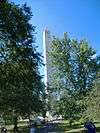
(0, 0), (43, 132)
(57, 95), (80, 126)
(50, 33), (99, 95)
(49, 33), (100, 123)
(83, 72), (100, 121)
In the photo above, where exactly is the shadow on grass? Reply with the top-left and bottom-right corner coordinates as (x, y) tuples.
(45, 122), (83, 132)
(8, 126), (28, 133)
(36, 123), (83, 133)
(26, 121), (100, 133)
(96, 126), (100, 132)
(7, 120), (100, 133)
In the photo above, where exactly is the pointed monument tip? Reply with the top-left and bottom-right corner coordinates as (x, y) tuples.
(43, 27), (50, 34)
(44, 26), (48, 32)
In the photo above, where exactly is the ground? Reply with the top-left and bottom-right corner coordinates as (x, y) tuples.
(7, 119), (100, 133)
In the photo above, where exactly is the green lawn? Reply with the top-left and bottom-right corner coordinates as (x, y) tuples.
(53, 120), (100, 133)
(6, 120), (100, 133)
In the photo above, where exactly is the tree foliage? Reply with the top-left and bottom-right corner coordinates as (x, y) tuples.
(83, 72), (100, 121)
(50, 33), (99, 95)
(0, 0), (43, 131)
(57, 95), (80, 126)
(49, 33), (100, 123)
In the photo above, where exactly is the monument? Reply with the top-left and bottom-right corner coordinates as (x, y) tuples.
(43, 27), (52, 93)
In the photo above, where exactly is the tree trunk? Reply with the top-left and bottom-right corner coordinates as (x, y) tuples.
(13, 115), (18, 133)
(69, 119), (73, 127)
(43, 111), (46, 118)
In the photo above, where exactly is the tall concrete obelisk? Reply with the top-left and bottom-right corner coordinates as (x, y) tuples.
(43, 28), (54, 119)
(43, 27), (52, 93)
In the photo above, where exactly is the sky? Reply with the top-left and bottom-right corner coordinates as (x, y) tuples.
(10, 0), (100, 75)
(10, 0), (100, 53)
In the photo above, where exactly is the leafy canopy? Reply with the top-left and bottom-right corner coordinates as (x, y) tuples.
(50, 33), (99, 96)
(0, 0), (43, 119)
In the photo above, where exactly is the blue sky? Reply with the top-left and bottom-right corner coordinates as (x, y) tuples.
(10, 0), (100, 54)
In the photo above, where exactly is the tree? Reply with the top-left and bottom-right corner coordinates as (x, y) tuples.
(57, 95), (80, 126)
(83, 72), (100, 121)
(0, 0), (43, 132)
(49, 33), (100, 123)
(50, 32), (99, 95)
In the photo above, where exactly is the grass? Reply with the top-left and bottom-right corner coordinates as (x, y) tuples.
(53, 120), (100, 133)
(46, 121), (84, 133)
(5, 120), (100, 133)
